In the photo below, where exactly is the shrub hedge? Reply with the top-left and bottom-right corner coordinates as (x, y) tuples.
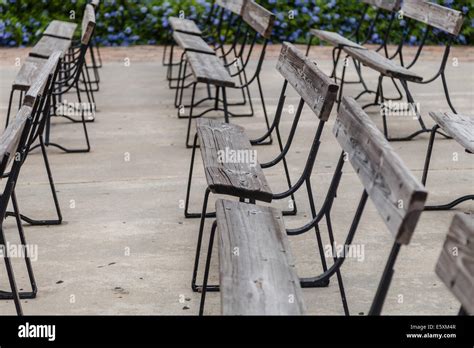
(0, 0), (472, 47)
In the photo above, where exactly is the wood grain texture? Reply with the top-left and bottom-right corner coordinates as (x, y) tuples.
(402, 0), (464, 36)
(216, 0), (247, 16)
(29, 36), (71, 59)
(0, 106), (31, 168)
(172, 32), (215, 54)
(81, 4), (96, 45)
(276, 42), (339, 121)
(169, 17), (202, 35)
(196, 118), (272, 202)
(436, 214), (474, 315)
(242, 1), (275, 38)
(333, 97), (427, 245)
(343, 46), (423, 82)
(13, 57), (47, 92)
(216, 199), (306, 315)
(362, 0), (401, 11)
(429, 112), (474, 153)
(43, 20), (77, 40)
(186, 52), (235, 87)
(24, 51), (61, 107)
(310, 29), (366, 49)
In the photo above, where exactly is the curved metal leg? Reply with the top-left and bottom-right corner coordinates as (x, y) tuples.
(0, 190), (37, 300)
(191, 188), (219, 293)
(199, 220), (217, 316)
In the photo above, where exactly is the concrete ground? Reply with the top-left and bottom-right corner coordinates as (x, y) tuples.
(0, 45), (472, 315)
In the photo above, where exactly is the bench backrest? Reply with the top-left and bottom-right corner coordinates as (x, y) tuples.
(0, 106), (32, 173)
(435, 213), (474, 315)
(215, 0), (247, 16)
(24, 51), (61, 107)
(333, 97), (427, 244)
(362, 0), (401, 12)
(242, 0), (275, 39)
(276, 42), (339, 122)
(81, 4), (96, 45)
(401, 0), (464, 36)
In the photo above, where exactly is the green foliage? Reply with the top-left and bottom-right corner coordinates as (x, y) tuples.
(0, 0), (472, 47)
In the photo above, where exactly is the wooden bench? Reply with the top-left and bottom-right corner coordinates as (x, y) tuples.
(334, 96), (427, 315)
(339, 1), (465, 141)
(309, 0), (401, 48)
(194, 43), (339, 314)
(0, 100), (41, 315)
(164, 0), (247, 83)
(421, 112), (474, 211)
(198, 96), (426, 315)
(42, 1), (99, 41)
(178, 1), (276, 147)
(307, 0), (401, 88)
(435, 213), (474, 315)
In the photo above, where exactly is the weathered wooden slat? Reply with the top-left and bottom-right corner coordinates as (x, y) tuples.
(90, 0), (100, 8)
(429, 112), (474, 153)
(242, 1), (275, 38)
(343, 46), (423, 82)
(186, 52), (235, 87)
(169, 17), (202, 35)
(172, 31), (215, 54)
(24, 51), (61, 107)
(402, 0), (464, 36)
(12, 57), (47, 92)
(276, 42), (339, 121)
(310, 29), (366, 49)
(362, 0), (401, 12)
(43, 20), (78, 40)
(81, 4), (96, 45)
(436, 214), (474, 315)
(196, 118), (272, 202)
(216, 0), (247, 16)
(216, 199), (306, 315)
(333, 97), (427, 244)
(0, 106), (32, 168)
(29, 36), (71, 59)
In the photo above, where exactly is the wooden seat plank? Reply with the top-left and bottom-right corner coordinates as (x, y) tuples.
(216, 0), (247, 15)
(12, 57), (47, 92)
(0, 106), (32, 169)
(186, 52), (235, 87)
(242, 1), (275, 39)
(436, 214), (474, 315)
(276, 42), (339, 121)
(196, 118), (271, 202)
(23, 51), (61, 107)
(169, 17), (202, 36)
(29, 36), (71, 59)
(362, 0), (401, 11)
(402, 1), (464, 36)
(216, 199), (306, 315)
(43, 20), (77, 40)
(172, 32), (214, 55)
(310, 29), (366, 49)
(429, 112), (474, 153)
(343, 47), (423, 82)
(333, 97), (427, 244)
